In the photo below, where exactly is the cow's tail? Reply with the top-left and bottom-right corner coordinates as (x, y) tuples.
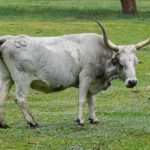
(0, 38), (6, 46)
(0, 38), (6, 59)
(0, 35), (15, 59)
(0, 36), (13, 82)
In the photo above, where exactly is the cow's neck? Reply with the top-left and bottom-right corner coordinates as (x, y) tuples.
(105, 64), (118, 81)
(103, 52), (118, 81)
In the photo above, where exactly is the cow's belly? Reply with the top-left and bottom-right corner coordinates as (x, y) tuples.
(30, 80), (53, 93)
(30, 80), (68, 93)
(30, 76), (78, 93)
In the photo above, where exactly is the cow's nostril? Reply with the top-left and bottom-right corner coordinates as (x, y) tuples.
(128, 80), (132, 85)
(128, 80), (137, 87)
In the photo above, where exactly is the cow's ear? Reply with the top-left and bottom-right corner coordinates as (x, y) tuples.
(111, 57), (119, 65)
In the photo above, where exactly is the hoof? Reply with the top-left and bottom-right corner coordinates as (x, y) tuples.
(28, 122), (39, 129)
(0, 123), (10, 129)
(75, 119), (84, 126)
(89, 118), (99, 124)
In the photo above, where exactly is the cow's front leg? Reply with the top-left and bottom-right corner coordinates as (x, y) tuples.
(76, 97), (86, 126)
(87, 94), (99, 124)
(76, 75), (91, 126)
(0, 79), (13, 128)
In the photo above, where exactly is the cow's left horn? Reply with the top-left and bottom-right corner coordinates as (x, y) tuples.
(135, 38), (150, 50)
(93, 19), (119, 52)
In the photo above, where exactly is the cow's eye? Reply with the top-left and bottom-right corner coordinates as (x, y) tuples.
(111, 58), (119, 65)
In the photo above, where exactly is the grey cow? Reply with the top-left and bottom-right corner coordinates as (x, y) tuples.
(0, 21), (149, 128)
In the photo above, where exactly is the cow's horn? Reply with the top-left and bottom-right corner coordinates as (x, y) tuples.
(93, 19), (119, 52)
(135, 38), (150, 50)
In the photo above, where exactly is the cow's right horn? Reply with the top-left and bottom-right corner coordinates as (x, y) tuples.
(93, 20), (119, 52)
(135, 38), (150, 50)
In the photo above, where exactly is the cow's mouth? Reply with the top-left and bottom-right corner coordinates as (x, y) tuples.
(126, 84), (136, 88)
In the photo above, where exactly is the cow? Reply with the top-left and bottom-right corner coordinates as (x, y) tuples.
(0, 21), (149, 128)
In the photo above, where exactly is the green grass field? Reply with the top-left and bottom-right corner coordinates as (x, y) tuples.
(0, 0), (150, 149)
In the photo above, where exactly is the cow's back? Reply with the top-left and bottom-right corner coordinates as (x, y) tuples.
(0, 33), (109, 93)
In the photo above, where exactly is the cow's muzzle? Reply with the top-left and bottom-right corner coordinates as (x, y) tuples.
(125, 78), (137, 88)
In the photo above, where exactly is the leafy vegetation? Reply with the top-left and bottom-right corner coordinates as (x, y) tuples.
(0, 0), (150, 149)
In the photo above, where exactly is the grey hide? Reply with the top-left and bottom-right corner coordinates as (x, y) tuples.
(0, 23), (149, 128)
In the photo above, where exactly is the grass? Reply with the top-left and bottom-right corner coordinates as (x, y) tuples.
(0, 0), (150, 22)
(0, 0), (150, 150)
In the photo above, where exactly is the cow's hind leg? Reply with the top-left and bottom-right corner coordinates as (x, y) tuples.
(15, 97), (38, 128)
(87, 94), (99, 124)
(14, 77), (38, 128)
(0, 78), (13, 128)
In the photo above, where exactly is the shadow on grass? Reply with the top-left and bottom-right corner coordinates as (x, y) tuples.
(0, 5), (150, 21)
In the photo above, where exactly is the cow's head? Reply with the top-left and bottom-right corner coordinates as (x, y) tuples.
(94, 20), (150, 88)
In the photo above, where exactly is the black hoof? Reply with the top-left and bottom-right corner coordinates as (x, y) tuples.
(28, 122), (39, 129)
(75, 119), (84, 126)
(0, 123), (10, 129)
(89, 118), (99, 124)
